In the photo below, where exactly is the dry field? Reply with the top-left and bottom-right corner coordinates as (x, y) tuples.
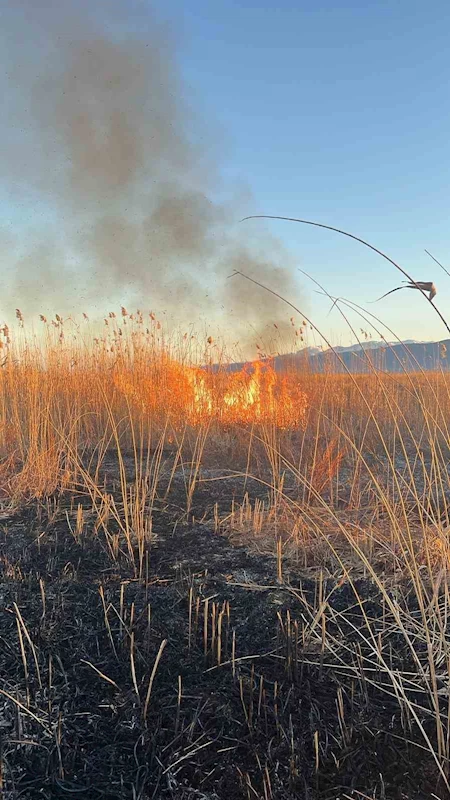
(1, 311), (450, 798)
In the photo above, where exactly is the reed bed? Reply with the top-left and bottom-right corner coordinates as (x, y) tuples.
(1, 309), (450, 797)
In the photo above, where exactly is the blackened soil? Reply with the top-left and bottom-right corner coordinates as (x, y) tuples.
(0, 471), (447, 799)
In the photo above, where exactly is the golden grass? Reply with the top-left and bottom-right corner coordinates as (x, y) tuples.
(2, 311), (450, 507)
(3, 310), (450, 785)
(3, 310), (450, 604)
(0, 312), (309, 500)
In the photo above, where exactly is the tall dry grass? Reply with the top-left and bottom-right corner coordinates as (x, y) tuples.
(3, 306), (450, 785)
(0, 310), (310, 501)
(2, 310), (450, 508)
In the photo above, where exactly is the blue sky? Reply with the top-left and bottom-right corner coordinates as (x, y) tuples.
(169, 0), (450, 342)
(1, 0), (449, 349)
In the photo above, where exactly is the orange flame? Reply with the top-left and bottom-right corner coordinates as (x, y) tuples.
(114, 359), (308, 428)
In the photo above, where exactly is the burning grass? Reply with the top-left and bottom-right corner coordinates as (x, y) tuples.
(114, 358), (308, 427)
(2, 312), (450, 797)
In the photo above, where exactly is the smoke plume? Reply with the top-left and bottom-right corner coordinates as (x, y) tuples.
(1, 0), (304, 353)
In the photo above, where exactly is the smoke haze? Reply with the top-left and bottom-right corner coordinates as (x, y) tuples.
(0, 0), (305, 353)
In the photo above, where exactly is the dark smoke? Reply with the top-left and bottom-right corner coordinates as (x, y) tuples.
(1, 0), (304, 353)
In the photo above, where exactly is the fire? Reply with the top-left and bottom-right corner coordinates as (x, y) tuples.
(114, 359), (308, 428)
(223, 362), (277, 421)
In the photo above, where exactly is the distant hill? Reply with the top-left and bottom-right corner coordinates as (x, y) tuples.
(214, 340), (450, 374)
(284, 339), (450, 373)
(319, 339), (420, 354)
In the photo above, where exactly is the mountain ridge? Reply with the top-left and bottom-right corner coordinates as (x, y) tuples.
(215, 340), (450, 374)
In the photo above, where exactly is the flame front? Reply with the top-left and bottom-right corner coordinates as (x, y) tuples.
(115, 359), (308, 428)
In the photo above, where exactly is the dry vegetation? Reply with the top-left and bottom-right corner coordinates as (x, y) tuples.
(2, 310), (450, 798)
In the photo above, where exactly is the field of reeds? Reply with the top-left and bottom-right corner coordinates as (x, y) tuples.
(2, 308), (450, 799)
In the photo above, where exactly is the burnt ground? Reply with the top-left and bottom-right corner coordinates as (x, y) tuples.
(0, 462), (448, 799)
